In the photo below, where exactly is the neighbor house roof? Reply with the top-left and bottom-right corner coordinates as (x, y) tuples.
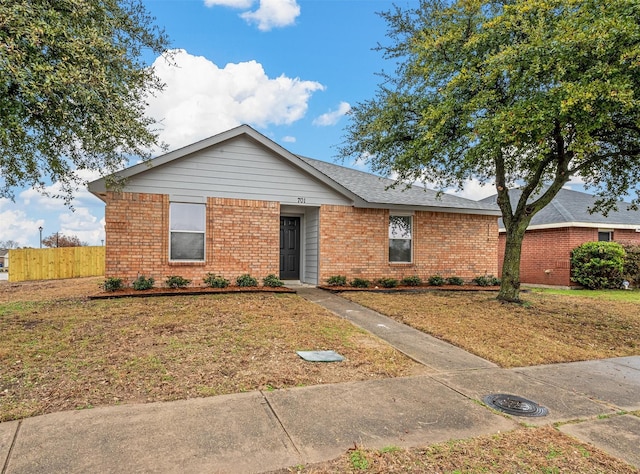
(480, 187), (640, 231)
(89, 124), (500, 216)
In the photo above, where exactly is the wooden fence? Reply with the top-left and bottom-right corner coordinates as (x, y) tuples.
(8, 247), (105, 282)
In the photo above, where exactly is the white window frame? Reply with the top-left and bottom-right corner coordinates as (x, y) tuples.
(598, 229), (613, 242)
(389, 214), (413, 263)
(169, 202), (206, 262)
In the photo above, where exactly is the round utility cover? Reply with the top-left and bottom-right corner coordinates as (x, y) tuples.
(483, 393), (549, 417)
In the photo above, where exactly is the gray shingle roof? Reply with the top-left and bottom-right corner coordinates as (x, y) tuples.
(299, 156), (499, 214)
(481, 187), (640, 229)
(89, 124), (499, 215)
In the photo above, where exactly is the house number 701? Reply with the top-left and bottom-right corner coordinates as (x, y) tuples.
(297, 197), (306, 203)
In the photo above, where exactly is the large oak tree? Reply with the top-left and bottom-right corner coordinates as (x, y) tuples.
(0, 0), (170, 203)
(339, 0), (640, 302)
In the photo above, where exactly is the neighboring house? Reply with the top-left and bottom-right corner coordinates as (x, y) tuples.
(481, 188), (640, 287)
(0, 248), (8, 269)
(88, 125), (501, 285)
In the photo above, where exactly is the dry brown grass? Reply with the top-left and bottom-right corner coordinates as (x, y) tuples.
(342, 290), (640, 367)
(0, 278), (425, 422)
(272, 424), (640, 473)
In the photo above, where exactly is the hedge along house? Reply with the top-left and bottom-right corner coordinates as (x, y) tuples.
(88, 125), (501, 286)
(481, 188), (640, 287)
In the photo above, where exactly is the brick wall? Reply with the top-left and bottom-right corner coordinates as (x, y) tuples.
(318, 205), (498, 283)
(497, 227), (640, 286)
(104, 192), (280, 284)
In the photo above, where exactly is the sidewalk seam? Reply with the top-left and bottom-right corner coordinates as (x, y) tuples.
(2, 420), (22, 474)
(260, 391), (302, 457)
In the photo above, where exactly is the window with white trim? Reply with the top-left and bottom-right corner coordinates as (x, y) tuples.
(389, 215), (412, 263)
(170, 202), (205, 261)
(598, 230), (613, 242)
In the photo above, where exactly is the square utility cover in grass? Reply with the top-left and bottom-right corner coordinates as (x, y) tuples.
(297, 350), (345, 362)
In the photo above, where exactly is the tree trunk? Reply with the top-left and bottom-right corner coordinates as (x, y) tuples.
(498, 222), (528, 303)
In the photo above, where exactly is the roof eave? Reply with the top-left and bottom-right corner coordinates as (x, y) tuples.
(497, 221), (640, 232)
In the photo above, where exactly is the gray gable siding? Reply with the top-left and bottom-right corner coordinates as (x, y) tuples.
(120, 136), (352, 206)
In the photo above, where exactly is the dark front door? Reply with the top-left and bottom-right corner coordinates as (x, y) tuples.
(280, 216), (300, 280)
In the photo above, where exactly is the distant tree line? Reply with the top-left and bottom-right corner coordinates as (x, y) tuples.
(1, 234), (87, 249)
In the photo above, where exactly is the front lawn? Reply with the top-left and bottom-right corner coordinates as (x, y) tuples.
(342, 289), (640, 367)
(0, 278), (424, 422)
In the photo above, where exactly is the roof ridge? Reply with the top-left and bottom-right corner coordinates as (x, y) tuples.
(549, 196), (575, 222)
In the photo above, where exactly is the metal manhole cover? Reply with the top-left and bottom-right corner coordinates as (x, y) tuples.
(483, 393), (549, 417)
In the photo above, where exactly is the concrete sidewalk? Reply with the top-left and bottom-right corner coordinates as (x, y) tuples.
(1, 288), (639, 473)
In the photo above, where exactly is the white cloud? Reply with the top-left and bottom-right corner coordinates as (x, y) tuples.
(281, 135), (296, 143)
(204, 0), (253, 7)
(0, 167), (107, 248)
(0, 199), (44, 247)
(313, 102), (351, 127)
(445, 179), (497, 201)
(240, 0), (300, 31)
(19, 169), (103, 211)
(59, 208), (105, 245)
(204, 0), (300, 30)
(147, 50), (325, 151)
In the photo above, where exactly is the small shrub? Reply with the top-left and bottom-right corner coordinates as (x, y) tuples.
(472, 275), (500, 287)
(103, 277), (123, 292)
(132, 275), (155, 290)
(446, 276), (464, 286)
(203, 273), (230, 288)
(326, 275), (347, 286)
(571, 241), (625, 289)
(263, 274), (284, 287)
(165, 275), (191, 289)
(377, 277), (399, 288)
(236, 274), (258, 287)
(350, 278), (371, 288)
(428, 274), (446, 286)
(401, 275), (422, 286)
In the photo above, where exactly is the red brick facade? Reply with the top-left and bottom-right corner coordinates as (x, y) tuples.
(318, 205), (498, 282)
(104, 193), (498, 285)
(105, 192), (280, 284)
(498, 227), (640, 287)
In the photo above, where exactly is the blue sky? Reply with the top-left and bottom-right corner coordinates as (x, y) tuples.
(1, 0), (581, 248)
(3, 0), (415, 248)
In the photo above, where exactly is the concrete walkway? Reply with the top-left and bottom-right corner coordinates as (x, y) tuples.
(1, 288), (639, 473)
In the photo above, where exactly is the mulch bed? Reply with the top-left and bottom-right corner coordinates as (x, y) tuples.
(317, 284), (500, 292)
(90, 285), (296, 299)
(90, 284), (500, 299)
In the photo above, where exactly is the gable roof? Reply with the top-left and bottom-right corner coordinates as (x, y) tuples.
(481, 187), (640, 231)
(89, 124), (499, 215)
(300, 156), (499, 213)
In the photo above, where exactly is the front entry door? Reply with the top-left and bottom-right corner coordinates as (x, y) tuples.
(280, 216), (300, 280)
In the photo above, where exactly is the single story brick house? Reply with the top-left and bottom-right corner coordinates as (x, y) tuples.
(88, 125), (500, 286)
(481, 188), (640, 287)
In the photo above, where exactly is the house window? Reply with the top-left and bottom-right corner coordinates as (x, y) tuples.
(598, 230), (613, 242)
(170, 202), (205, 261)
(389, 215), (412, 263)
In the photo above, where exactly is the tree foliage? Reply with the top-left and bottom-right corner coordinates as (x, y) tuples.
(42, 233), (86, 248)
(0, 0), (170, 202)
(339, 0), (640, 302)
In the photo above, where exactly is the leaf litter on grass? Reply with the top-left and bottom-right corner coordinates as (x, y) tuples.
(0, 278), (426, 421)
(342, 290), (640, 367)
